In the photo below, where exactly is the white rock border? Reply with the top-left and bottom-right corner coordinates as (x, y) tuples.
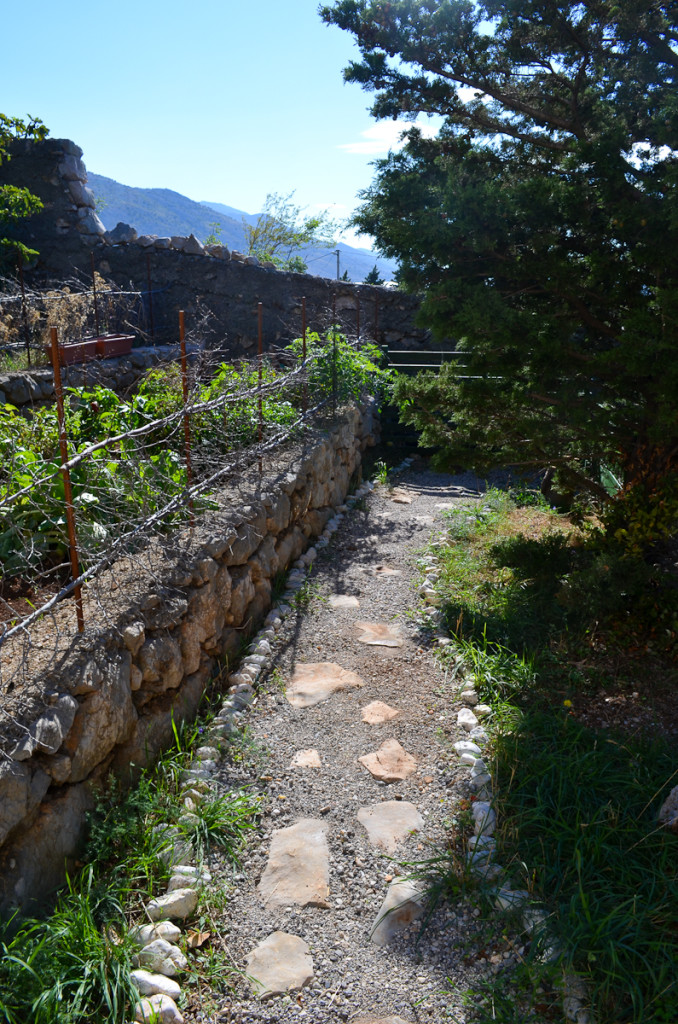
(420, 543), (594, 1024)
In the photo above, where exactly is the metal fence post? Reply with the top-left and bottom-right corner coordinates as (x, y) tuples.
(18, 253), (31, 366)
(90, 252), (100, 338)
(258, 302), (264, 473)
(49, 326), (84, 632)
(178, 310), (194, 522)
(302, 295), (308, 417)
(332, 292), (337, 414)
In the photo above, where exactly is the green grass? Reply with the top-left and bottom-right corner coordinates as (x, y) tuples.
(0, 693), (260, 1024)
(418, 489), (678, 1023)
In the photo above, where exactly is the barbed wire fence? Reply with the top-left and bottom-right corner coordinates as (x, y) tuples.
(0, 290), (386, 719)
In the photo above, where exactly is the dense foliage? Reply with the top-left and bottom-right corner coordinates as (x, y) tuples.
(0, 114), (47, 264)
(0, 361), (296, 579)
(321, 0), (678, 541)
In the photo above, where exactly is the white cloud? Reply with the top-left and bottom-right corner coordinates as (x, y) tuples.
(338, 119), (438, 156)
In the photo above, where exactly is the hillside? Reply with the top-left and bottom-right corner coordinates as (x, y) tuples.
(87, 174), (395, 282)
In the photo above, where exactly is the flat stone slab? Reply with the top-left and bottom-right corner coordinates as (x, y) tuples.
(359, 739), (417, 782)
(361, 701), (401, 724)
(286, 662), (364, 708)
(355, 622), (404, 648)
(258, 819), (330, 909)
(291, 748), (322, 768)
(370, 879), (425, 945)
(357, 801), (424, 852)
(354, 1018), (413, 1024)
(389, 487), (417, 504)
(245, 931), (314, 999)
(328, 594), (360, 609)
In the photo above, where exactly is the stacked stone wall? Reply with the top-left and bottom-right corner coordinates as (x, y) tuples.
(0, 401), (378, 912)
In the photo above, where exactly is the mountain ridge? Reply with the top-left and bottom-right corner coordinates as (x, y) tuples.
(87, 173), (394, 282)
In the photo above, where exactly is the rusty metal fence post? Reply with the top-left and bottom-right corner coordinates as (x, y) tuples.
(257, 302), (264, 473)
(90, 252), (100, 338)
(18, 253), (31, 366)
(332, 293), (338, 414)
(146, 253), (155, 340)
(49, 327), (84, 632)
(178, 311), (194, 523)
(302, 295), (308, 417)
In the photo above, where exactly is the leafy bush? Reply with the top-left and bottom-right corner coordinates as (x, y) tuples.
(286, 329), (393, 406)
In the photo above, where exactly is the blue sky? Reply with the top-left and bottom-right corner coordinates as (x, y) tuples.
(2, 0), (433, 247)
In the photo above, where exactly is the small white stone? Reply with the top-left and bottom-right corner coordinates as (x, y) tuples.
(475, 704), (493, 718)
(137, 939), (188, 976)
(494, 888), (530, 912)
(460, 690), (479, 706)
(146, 888), (199, 922)
(167, 870), (210, 891)
(470, 772), (492, 791)
(472, 802), (496, 836)
(460, 752), (476, 766)
(131, 969), (181, 999)
(195, 746), (219, 761)
(135, 993), (184, 1023)
(457, 708), (479, 731)
(454, 740), (482, 758)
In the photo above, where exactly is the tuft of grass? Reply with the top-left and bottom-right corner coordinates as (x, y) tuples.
(494, 711), (678, 1023)
(178, 789), (260, 864)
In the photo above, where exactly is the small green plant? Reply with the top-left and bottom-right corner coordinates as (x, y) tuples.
(373, 459), (389, 485)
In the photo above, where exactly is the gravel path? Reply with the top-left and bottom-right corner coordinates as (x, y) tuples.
(195, 467), (513, 1024)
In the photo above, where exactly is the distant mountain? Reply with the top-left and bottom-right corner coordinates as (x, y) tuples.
(87, 173), (248, 250)
(87, 174), (395, 282)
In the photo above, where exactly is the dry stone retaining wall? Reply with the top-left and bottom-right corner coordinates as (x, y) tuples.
(0, 401), (378, 913)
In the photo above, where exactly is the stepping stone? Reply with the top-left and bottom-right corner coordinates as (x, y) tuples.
(359, 739), (417, 782)
(361, 701), (401, 724)
(291, 748), (321, 768)
(258, 819), (330, 909)
(285, 662), (364, 708)
(354, 622), (404, 648)
(354, 1018), (413, 1024)
(357, 801), (424, 852)
(370, 879), (425, 945)
(245, 932), (314, 999)
(390, 487), (417, 504)
(329, 594), (360, 609)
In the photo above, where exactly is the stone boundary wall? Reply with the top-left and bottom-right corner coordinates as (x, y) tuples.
(0, 138), (433, 358)
(0, 344), (199, 408)
(0, 401), (378, 912)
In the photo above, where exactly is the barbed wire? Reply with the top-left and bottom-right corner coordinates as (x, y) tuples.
(0, 318), (381, 658)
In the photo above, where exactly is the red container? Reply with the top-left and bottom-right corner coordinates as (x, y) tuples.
(92, 334), (135, 359)
(45, 339), (99, 365)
